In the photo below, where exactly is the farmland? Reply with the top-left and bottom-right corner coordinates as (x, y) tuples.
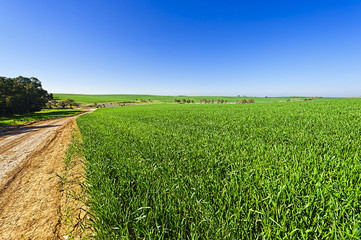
(54, 93), (340, 105)
(77, 99), (361, 239)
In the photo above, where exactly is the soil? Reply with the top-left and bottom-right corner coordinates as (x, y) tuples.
(0, 112), (90, 239)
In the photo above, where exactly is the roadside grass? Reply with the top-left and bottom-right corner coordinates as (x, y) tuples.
(0, 109), (82, 129)
(54, 93), (343, 105)
(57, 128), (92, 240)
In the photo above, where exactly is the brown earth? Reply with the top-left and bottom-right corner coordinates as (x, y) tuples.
(0, 112), (91, 239)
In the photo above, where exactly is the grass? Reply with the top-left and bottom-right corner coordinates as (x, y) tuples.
(77, 99), (361, 239)
(58, 129), (91, 239)
(54, 93), (341, 105)
(0, 109), (82, 129)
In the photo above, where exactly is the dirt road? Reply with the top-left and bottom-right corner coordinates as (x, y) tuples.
(0, 112), (89, 239)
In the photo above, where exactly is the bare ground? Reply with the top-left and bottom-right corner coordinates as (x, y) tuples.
(0, 113), (89, 239)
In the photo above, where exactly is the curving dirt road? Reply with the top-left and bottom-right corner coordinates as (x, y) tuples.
(0, 111), (90, 239)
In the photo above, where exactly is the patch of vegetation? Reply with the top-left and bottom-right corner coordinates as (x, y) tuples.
(46, 98), (80, 109)
(77, 99), (361, 239)
(0, 109), (82, 129)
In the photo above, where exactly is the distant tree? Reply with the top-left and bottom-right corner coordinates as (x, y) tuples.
(46, 98), (79, 109)
(65, 99), (78, 108)
(0, 76), (51, 115)
(57, 99), (68, 108)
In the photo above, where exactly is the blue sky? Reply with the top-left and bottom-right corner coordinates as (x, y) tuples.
(1, 0), (360, 96)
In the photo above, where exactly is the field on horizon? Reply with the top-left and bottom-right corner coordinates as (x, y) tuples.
(54, 93), (341, 105)
(77, 99), (361, 239)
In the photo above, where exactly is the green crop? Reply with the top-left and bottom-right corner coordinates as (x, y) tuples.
(77, 99), (361, 239)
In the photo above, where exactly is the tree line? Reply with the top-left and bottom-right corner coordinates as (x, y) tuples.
(174, 99), (195, 104)
(174, 99), (255, 104)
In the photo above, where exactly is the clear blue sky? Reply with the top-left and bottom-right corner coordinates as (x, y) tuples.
(1, 0), (360, 96)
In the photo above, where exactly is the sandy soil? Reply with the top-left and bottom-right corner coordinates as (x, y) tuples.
(0, 113), (89, 239)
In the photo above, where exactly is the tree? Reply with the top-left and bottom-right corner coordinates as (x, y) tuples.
(52, 98), (79, 109)
(65, 99), (78, 108)
(0, 76), (51, 115)
(57, 99), (68, 108)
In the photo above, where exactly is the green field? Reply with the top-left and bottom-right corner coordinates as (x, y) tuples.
(0, 109), (82, 129)
(54, 93), (339, 105)
(77, 99), (361, 239)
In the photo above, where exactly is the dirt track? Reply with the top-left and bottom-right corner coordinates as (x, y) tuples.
(0, 113), (88, 239)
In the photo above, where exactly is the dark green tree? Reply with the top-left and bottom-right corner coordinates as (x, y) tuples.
(0, 76), (51, 115)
